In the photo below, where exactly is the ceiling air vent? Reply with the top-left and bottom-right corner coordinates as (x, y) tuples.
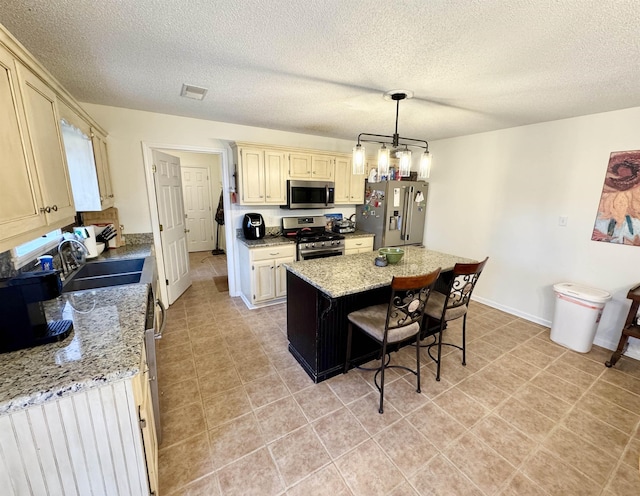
(180, 84), (208, 101)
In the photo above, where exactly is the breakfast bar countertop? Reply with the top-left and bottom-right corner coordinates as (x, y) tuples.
(0, 247), (153, 416)
(284, 246), (474, 299)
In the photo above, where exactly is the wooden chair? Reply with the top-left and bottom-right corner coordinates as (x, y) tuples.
(421, 257), (488, 381)
(344, 268), (441, 413)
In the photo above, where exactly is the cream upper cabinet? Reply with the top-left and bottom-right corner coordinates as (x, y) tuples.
(0, 45), (47, 247)
(288, 152), (312, 178)
(310, 154), (333, 180)
(264, 149), (287, 204)
(288, 152), (333, 180)
(334, 155), (364, 204)
(17, 62), (75, 226)
(91, 128), (115, 209)
(58, 100), (115, 212)
(235, 145), (286, 205)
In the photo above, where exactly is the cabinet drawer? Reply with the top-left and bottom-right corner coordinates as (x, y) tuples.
(250, 244), (296, 262)
(345, 237), (374, 251)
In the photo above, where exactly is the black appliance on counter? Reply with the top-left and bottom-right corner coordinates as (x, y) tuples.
(0, 271), (73, 354)
(242, 213), (266, 240)
(282, 215), (345, 260)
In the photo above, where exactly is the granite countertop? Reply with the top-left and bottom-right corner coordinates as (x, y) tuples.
(284, 246), (474, 298)
(238, 235), (296, 248)
(0, 248), (152, 416)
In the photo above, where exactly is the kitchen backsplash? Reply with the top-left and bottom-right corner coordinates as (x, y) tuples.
(0, 232), (154, 279)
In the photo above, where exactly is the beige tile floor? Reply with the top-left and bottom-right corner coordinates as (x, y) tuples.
(157, 251), (640, 495)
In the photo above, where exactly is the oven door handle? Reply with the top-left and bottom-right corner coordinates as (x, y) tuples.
(325, 184), (329, 206)
(154, 298), (167, 339)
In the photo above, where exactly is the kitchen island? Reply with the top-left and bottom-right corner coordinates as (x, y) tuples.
(284, 246), (474, 382)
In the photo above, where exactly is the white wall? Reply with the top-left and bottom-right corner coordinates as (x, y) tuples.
(426, 106), (640, 356)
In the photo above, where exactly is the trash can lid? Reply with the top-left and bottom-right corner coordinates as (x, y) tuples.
(553, 282), (612, 303)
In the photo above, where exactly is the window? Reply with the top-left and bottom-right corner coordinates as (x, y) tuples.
(11, 229), (63, 269)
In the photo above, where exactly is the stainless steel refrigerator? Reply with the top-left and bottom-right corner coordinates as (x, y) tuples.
(355, 180), (429, 250)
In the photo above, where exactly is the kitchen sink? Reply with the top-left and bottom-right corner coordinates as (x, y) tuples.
(72, 258), (145, 278)
(62, 257), (152, 293)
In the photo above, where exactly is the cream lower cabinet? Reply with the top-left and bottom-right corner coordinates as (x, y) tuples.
(345, 236), (374, 255)
(334, 155), (365, 204)
(234, 145), (286, 205)
(239, 243), (296, 307)
(0, 365), (156, 495)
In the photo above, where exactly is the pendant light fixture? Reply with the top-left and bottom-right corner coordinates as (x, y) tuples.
(353, 90), (431, 180)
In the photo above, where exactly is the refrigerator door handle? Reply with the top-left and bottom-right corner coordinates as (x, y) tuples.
(400, 186), (409, 240)
(405, 186), (414, 241)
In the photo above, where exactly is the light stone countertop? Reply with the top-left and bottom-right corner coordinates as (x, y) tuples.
(343, 230), (375, 239)
(97, 243), (153, 260)
(238, 235), (296, 248)
(284, 246), (474, 298)
(0, 252), (151, 416)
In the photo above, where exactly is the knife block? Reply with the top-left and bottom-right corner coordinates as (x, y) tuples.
(80, 207), (124, 247)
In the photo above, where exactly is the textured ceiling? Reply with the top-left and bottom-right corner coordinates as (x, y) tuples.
(2, 0), (640, 142)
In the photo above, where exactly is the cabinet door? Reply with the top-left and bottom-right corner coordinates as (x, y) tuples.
(18, 63), (75, 225)
(275, 256), (294, 298)
(349, 168), (365, 204)
(311, 155), (333, 180)
(264, 150), (286, 204)
(91, 129), (115, 209)
(0, 47), (46, 244)
(239, 147), (265, 203)
(288, 153), (311, 178)
(333, 156), (350, 204)
(133, 347), (158, 496)
(253, 259), (275, 302)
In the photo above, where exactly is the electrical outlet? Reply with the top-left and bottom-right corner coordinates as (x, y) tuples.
(559, 216), (568, 227)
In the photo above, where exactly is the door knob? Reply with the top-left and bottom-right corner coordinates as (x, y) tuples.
(184, 229), (190, 233)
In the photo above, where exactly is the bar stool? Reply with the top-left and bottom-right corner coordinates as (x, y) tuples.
(421, 257), (488, 381)
(344, 268), (441, 413)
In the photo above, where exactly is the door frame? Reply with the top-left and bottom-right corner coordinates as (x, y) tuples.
(141, 142), (233, 306)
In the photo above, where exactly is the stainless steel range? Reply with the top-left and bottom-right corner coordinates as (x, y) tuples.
(282, 215), (345, 260)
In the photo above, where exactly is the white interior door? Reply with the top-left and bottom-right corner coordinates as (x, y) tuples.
(181, 166), (214, 252)
(152, 150), (191, 304)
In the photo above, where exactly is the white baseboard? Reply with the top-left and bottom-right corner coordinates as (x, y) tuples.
(471, 296), (640, 361)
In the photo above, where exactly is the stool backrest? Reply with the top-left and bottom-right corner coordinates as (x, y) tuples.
(387, 268), (441, 331)
(445, 257), (489, 311)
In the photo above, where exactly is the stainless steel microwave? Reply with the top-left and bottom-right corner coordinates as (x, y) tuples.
(282, 180), (335, 209)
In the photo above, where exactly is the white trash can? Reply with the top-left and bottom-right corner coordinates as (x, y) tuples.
(550, 283), (611, 353)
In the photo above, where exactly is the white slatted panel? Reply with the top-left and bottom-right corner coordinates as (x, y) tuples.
(42, 402), (80, 495)
(99, 385), (131, 496)
(11, 410), (48, 494)
(28, 406), (66, 495)
(0, 381), (149, 496)
(71, 392), (107, 494)
(119, 380), (147, 496)
(0, 415), (30, 495)
(85, 388), (119, 494)
(57, 396), (94, 495)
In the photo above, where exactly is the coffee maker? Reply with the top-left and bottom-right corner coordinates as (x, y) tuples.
(0, 271), (73, 354)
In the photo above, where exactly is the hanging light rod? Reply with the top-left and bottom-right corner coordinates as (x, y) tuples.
(353, 90), (431, 180)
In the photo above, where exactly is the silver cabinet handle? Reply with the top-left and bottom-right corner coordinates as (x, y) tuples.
(154, 299), (166, 339)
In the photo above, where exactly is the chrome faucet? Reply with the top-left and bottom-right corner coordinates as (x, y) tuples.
(57, 238), (89, 275)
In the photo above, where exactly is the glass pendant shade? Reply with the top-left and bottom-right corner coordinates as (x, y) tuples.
(352, 144), (366, 175)
(418, 151), (432, 179)
(377, 145), (390, 176)
(398, 149), (412, 177)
